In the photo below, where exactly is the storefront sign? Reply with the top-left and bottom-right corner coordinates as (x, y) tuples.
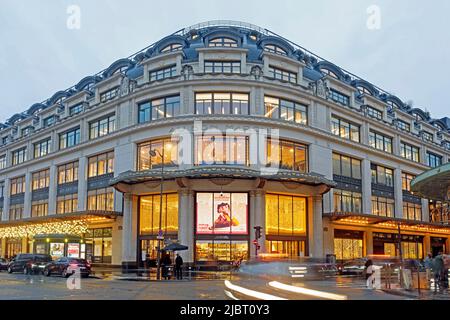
(67, 243), (80, 258)
(196, 193), (248, 235)
(50, 243), (64, 258)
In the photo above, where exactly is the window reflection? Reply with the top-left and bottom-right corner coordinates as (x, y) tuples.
(267, 139), (308, 172)
(138, 138), (178, 171)
(195, 135), (249, 166)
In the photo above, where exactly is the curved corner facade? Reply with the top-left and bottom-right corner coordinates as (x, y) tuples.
(1, 21), (450, 269)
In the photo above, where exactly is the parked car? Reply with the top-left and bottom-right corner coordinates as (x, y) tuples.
(43, 257), (91, 278)
(0, 258), (8, 271)
(7, 254), (53, 274)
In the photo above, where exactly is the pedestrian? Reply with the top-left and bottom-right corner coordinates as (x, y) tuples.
(175, 253), (183, 280)
(364, 259), (375, 289)
(162, 252), (172, 280)
(433, 251), (444, 291)
(424, 253), (433, 283)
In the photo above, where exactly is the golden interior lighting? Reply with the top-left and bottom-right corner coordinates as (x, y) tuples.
(0, 220), (89, 239)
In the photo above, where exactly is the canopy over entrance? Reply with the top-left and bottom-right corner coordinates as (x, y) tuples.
(411, 163), (450, 201)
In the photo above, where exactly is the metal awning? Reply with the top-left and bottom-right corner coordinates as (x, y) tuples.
(411, 162), (450, 201)
(324, 212), (450, 233)
(109, 166), (337, 192)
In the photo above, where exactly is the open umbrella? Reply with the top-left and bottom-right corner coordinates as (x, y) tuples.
(163, 243), (189, 251)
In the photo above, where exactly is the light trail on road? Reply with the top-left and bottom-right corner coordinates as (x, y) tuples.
(224, 280), (287, 300)
(269, 281), (348, 300)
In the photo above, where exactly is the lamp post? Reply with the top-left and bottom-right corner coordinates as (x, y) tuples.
(149, 142), (172, 280)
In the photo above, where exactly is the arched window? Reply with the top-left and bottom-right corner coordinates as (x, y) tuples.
(357, 86), (372, 96)
(161, 43), (183, 53)
(208, 37), (238, 48)
(264, 44), (287, 56)
(320, 68), (338, 79)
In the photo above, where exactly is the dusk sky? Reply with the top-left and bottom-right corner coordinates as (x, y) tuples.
(1, 0), (449, 122)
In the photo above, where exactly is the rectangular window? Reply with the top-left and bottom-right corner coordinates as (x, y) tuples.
(100, 87), (119, 103)
(403, 202), (422, 221)
(57, 194), (78, 214)
(333, 190), (362, 213)
(331, 116), (360, 142)
(267, 139), (308, 172)
(329, 89), (350, 106)
(31, 200), (48, 218)
(138, 138), (178, 171)
(0, 181), (4, 198)
(21, 127), (32, 137)
(58, 161), (79, 185)
(400, 142), (420, 162)
(43, 115), (56, 127)
(427, 152), (442, 168)
(9, 204), (24, 221)
(268, 66), (297, 84)
(32, 169), (50, 191)
(10, 176), (26, 195)
(204, 61), (241, 74)
(371, 196), (395, 217)
(422, 131), (434, 142)
(138, 95), (181, 123)
(139, 193), (179, 235)
(332, 153), (361, 179)
(89, 114), (116, 139)
(0, 155), (6, 170)
(402, 173), (416, 192)
(87, 187), (114, 211)
(396, 120), (411, 132)
(34, 139), (51, 159)
(88, 152), (114, 178)
(195, 93), (249, 115)
(369, 131), (393, 153)
(195, 135), (249, 166)
(265, 194), (307, 236)
(371, 164), (394, 187)
(366, 106), (383, 120)
(59, 127), (81, 150)
(149, 65), (176, 82)
(12, 147), (27, 166)
(264, 96), (307, 124)
(69, 104), (84, 116)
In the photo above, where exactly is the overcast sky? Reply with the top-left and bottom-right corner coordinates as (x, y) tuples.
(0, 0), (449, 122)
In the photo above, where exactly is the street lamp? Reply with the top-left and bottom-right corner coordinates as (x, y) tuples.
(149, 142), (172, 280)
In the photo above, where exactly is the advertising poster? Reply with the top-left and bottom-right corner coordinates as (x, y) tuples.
(67, 243), (80, 258)
(50, 243), (64, 258)
(196, 193), (248, 235)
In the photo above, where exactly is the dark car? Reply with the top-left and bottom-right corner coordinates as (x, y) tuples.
(7, 254), (53, 274)
(43, 257), (91, 278)
(0, 258), (8, 271)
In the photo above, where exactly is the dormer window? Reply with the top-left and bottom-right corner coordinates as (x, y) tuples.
(161, 43), (183, 53)
(69, 103), (84, 116)
(387, 101), (400, 110)
(208, 37), (238, 48)
(321, 68), (338, 79)
(357, 86), (372, 96)
(264, 44), (287, 56)
(21, 126), (33, 137)
(434, 123), (444, 131)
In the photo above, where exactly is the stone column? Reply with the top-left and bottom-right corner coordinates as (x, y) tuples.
(423, 235), (431, 256)
(421, 199), (430, 222)
(48, 165), (57, 215)
(361, 159), (372, 215)
(23, 172), (32, 219)
(394, 168), (403, 219)
(3, 179), (10, 221)
(322, 218), (334, 256)
(121, 193), (138, 272)
(77, 156), (88, 212)
(255, 189), (266, 255)
(310, 196), (324, 259)
(178, 189), (194, 263)
(366, 230), (374, 255)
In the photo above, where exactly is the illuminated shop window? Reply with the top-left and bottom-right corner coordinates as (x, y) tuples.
(371, 164), (394, 187)
(267, 139), (308, 172)
(265, 194), (306, 236)
(331, 116), (360, 142)
(34, 139), (51, 159)
(333, 190), (362, 213)
(334, 230), (363, 260)
(264, 96), (307, 124)
(139, 193), (178, 235)
(265, 240), (305, 258)
(403, 202), (422, 221)
(58, 161), (79, 185)
(87, 188), (114, 211)
(57, 194), (78, 214)
(88, 152), (114, 178)
(402, 173), (416, 192)
(195, 241), (248, 262)
(138, 138), (178, 171)
(371, 196), (395, 217)
(31, 200), (48, 217)
(10, 176), (25, 195)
